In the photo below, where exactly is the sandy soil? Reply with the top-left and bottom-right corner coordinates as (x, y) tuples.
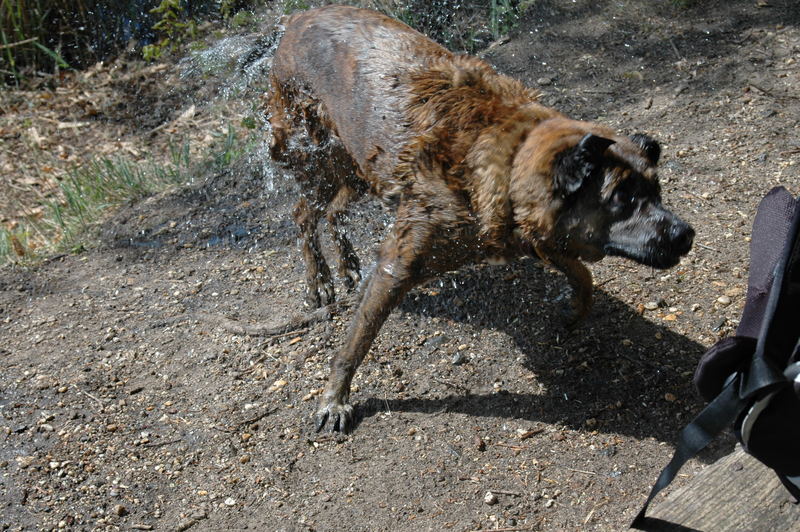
(1, 1), (800, 530)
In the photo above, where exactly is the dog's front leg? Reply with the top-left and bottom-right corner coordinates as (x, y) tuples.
(315, 218), (427, 433)
(534, 246), (594, 323)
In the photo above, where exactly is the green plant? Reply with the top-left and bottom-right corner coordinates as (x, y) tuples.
(143, 0), (197, 61)
(1, 0), (72, 83)
(282, 0), (310, 15)
(490, 0), (518, 40)
(0, 135), (217, 265)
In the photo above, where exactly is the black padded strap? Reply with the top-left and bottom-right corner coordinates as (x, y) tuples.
(631, 377), (749, 529)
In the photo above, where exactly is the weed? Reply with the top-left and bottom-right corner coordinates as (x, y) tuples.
(143, 0), (198, 61)
(0, 130), (243, 266)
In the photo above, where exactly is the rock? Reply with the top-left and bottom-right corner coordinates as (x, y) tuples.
(484, 491), (498, 505)
(644, 301), (659, 311)
(717, 295), (732, 307)
(224, 497), (236, 507)
(536, 76), (553, 86)
(16, 456), (35, 469)
(113, 504), (128, 516)
(268, 379), (288, 392)
(451, 352), (466, 365)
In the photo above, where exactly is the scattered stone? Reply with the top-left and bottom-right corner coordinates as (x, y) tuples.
(15, 456), (35, 469)
(113, 504), (128, 517)
(268, 379), (288, 392)
(643, 301), (659, 311)
(717, 295), (732, 307)
(536, 76), (553, 86)
(664, 392), (677, 402)
(224, 497), (236, 507)
(451, 352), (466, 365)
(484, 491), (498, 505)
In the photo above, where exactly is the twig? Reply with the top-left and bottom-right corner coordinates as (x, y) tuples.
(79, 390), (105, 407)
(214, 407), (278, 433)
(669, 39), (683, 61)
(469, 527), (532, 532)
(0, 37), (38, 50)
(237, 408), (278, 428)
(144, 438), (182, 448)
(494, 442), (526, 451)
(488, 489), (522, 496)
(696, 242), (720, 252)
(566, 467), (596, 475)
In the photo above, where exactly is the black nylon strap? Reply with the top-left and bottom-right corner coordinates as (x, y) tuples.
(633, 189), (800, 528)
(631, 377), (749, 529)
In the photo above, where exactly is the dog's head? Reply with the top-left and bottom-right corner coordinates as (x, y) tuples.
(509, 119), (694, 268)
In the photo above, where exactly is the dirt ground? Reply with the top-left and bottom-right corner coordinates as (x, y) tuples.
(2, 0), (800, 530)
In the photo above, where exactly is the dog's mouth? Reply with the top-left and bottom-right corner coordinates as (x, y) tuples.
(604, 215), (695, 269)
(605, 242), (687, 269)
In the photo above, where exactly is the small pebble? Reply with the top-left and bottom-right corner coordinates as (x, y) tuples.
(644, 301), (659, 311)
(451, 352), (466, 365)
(484, 491), (498, 505)
(717, 295), (731, 307)
(224, 497), (236, 507)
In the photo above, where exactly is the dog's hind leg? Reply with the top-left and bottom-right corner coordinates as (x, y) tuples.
(294, 196), (336, 308)
(326, 185), (361, 291)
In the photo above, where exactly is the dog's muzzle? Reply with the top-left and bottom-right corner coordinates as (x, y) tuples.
(605, 208), (695, 269)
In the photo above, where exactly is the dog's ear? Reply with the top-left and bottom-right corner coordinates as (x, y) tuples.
(630, 133), (661, 165)
(554, 133), (615, 196)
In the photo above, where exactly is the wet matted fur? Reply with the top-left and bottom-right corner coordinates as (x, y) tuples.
(266, 5), (694, 432)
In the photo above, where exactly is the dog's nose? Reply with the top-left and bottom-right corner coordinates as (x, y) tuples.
(670, 222), (695, 255)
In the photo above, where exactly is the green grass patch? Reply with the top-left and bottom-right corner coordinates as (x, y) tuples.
(0, 126), (242, 266)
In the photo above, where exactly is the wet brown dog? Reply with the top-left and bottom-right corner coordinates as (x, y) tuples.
(267, 6), (694, 432)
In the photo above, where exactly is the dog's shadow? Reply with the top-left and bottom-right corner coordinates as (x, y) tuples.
(356, 258), (715, 445)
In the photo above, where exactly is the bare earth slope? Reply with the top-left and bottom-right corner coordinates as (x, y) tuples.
(2, 1), (800, 530)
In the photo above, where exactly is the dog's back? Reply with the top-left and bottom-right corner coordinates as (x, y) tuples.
(270, 6), (451, 181)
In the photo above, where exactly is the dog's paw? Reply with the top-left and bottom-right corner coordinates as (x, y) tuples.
(315, 400), (354, 433)
(306, 280), (336, 308)
(342, 267), (361, 291)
